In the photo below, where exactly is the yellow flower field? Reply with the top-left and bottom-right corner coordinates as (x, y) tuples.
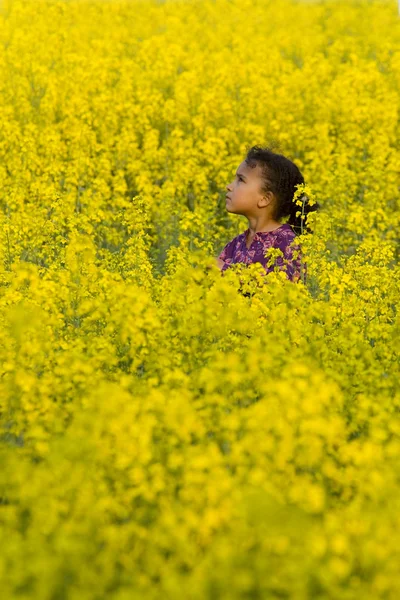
(0, 0), (400, 597)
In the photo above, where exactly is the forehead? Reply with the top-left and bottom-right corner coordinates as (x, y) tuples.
(237, 160), (263, 178)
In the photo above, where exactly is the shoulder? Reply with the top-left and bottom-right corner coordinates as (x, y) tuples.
(271, 225), (302, 260)
(275, 223), (296, 238)
(273, 224), (298, 245)
(218, 231), (245, 259)
(224, 231), (246, 248)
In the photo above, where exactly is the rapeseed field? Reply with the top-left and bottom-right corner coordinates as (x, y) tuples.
(1, 0), (400, 597)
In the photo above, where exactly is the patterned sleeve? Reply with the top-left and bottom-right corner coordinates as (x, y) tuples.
(218, 237), (237, 269)
(282, 238), (304, 282)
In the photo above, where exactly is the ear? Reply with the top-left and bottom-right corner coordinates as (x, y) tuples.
(259, 190), (274, 208)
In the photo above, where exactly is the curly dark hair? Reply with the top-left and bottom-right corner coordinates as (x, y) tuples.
(245, 145), (320, 234)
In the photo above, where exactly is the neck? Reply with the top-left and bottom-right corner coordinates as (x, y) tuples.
(246, 216), (282, 236)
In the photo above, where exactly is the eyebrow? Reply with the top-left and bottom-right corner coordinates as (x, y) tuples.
(236, 171), (247, 180)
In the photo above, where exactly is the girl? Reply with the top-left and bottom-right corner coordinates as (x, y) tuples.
(216, 146), (319, 283)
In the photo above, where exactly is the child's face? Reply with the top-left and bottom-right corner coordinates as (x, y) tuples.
(225, 160), (270, 216)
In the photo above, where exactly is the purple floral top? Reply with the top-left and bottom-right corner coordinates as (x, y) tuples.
(218, 223), (305, 282)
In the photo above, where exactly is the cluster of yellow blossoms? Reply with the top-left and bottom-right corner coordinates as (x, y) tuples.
(1, 0), (400, 597)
